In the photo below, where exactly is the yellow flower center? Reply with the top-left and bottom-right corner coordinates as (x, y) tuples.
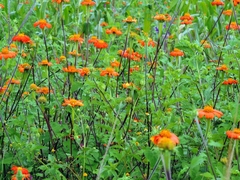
(39, 19), (47, 23)
(159, 130), (171, 138)
(203, 106), (214, 112)
(233, 128), (240, 134)
(1, 47), (9, 54)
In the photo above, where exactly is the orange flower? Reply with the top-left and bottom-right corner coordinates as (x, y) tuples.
(200, 40), (211, 48)
(216, 64), (228, 71)
(180, 19), (193, 25)
(122, 82), (133, 89)
(100, 67), (119, 77)
(12, 33), (31, 43)
(88, 36), (99, 44)
(69, 34), (84, 43)
(55, 55), (66, 64)
(11, 165), (31, 180)
(36, 87), (53, 94)
(33, 19), (52, 29)
(0, 86), (7, 94)
(180, 13), (193, 25)
(18, 63), (31, 73)
(5, 78), (21, 85)
(123, 16), (137, 23)
(62, 98), (84, 107)
(100, 22), (108, 27)
(150, 130), (179, 150)
(170, 48), (184, 57)
(180, 13), (194, 21)
(233, 0), (240, 6)
(52, 0), (70, 3)
(22, 91), (29, 97)
(81, 0), (96, 6)
(11, 165), (29, 175)
(226, 128), (240, 140)
(222, 78), (238, 85)
(0, 4), (4, 8)
(30, 83), (39, 91)
(68, 50), (81, 56)
(105, 27), (122, 35)
(38, 59), (52, 66)
(62, 66), (79, 73)
(110, 60), (120, 68)
(79, 67), (90, 76)
(94, 40), (108, 49)
(223, 10), (232, 16)
(0, 47), (17, 60)
(197, 105), (223, 120)
(118, 48), (142, 61)
(138, 39), (156, 47)
(129, 66), (140, 73)
(153, 13), (172, 22)
(226, 22), (240, 30)
(211, 0), (224, 6)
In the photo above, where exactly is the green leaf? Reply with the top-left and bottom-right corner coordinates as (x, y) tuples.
(143, 6), (152, 34)
(200, 172), (214, 178)
(208, 140), (223, 148)
(190, 152), (206, 170)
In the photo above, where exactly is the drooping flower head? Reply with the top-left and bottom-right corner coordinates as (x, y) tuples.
(36, 87), (53, 94)
(81, 0), (96, 6)
(200, 40), (211, 48)
(62, 66), (79, 73)
(226, 22), (240, 30)
(197, 105), (223, 120)
(38, 59), (52, 66)
(79, 67), (90, 76)
(106, 27), (122, 35)
(211, 0), (224, 6)
(222, 78), (238, 85)
(33, 19), (52, 29)
(223, 10), (232, 16)
(52, 0), (70, 3)
(226, 128), (240, 139)
(18, 63), (31, 73)
(0, 47), (17, 60)
(0, 86), (7, 95)
(216, 64), (228, 71)
(110, 60), (121, 68)
(170, 48), (184, 57)
(5, 78), (21, 85)
(56, 55), (66, 64)
(94, 40), (108, 49)
(69, 34), (84, 43)
(180, 13), (194, 25)
(88, 36), (99, 44)
(12, 33), (31, 44)
(153, 13), (172, 22)
(150, 130), (179, 150)
(68, 50), (81, 56)
(100, 67), (119, 77)
(123, 16), (137, 23)
(62, 98), (84, 107)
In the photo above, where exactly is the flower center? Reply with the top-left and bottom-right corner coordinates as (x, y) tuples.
(159, 130), (171, 138)
(1, 47), (9, 54)
(233, 128), (240, 134)
(39, 19), (46, 24)
(203, 106), (214, 112)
